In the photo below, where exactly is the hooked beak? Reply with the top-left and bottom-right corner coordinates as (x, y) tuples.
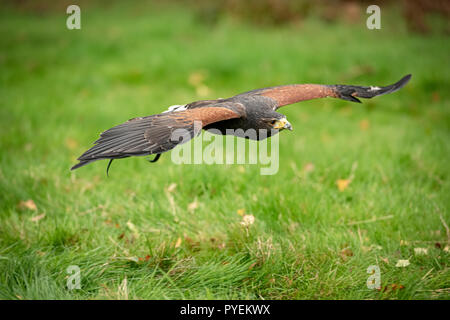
(283, 120), (293, 131)
(273, 118), (293, 131)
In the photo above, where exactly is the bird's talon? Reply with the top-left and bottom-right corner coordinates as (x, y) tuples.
(148, 154), (161, 163)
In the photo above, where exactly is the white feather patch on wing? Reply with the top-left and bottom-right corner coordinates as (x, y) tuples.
(163, 104), (187, 113)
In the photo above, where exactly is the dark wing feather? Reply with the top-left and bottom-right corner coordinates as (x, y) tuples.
(235, 74), (411, 109)
(71, 105), (243, 170)
(330, 74), (412, 103)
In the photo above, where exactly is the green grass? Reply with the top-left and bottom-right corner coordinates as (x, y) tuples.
(0, 2), (449, 299)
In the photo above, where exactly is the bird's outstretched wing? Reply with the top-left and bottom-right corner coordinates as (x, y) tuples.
(238, 74), (411, 109)
(71, 104), (244, 170)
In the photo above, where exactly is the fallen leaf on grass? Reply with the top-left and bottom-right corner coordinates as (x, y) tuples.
(118, 277), (128, 300)
(30, 213), (45, 222)
(184, 236), (200, 249)
(138, 255), (151, 262)
(336, 179), (351, 192)
(381, 283), (405, 292)
(359, 119), (370, 131)
(414, 248), (428, 255)
(431, 91), (440, 102)
(361, 244), (383, 252)
(18, 199), (37, 211)
(65, 138), (79, 150)
(188, 70), (206, 86)
(248, 262), (258, 270)
(303, 162), (315, 173)
(395, 259), (410, 267)
(174, 237), (182, 248)
(340, 248), (354, 261)
(196, 84), (211, 97)
(166, 183), (177, 193)
(126, 221), (140, 239)
(188, 200), (199, 212)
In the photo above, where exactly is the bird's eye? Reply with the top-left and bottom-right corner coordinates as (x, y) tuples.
(270, 120), (277, 125)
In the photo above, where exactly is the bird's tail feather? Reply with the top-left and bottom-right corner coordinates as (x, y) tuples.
(70, 117), (154, 171)
(331, 74), (412, 103)
(71, 111), (199, 171)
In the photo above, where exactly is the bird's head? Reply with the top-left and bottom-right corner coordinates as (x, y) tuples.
(261, 115), (293, 132)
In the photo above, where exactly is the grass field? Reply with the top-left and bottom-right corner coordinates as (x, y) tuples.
(0, 2), (449, 299)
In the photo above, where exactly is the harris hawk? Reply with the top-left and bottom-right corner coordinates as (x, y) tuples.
(71, 74), (411, 173)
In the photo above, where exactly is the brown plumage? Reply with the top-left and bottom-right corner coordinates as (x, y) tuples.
(71, 74), (411, 171)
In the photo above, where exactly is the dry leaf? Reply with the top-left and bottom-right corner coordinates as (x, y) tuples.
(303, 162), (315, 173)
(126, 257), (139, 263)
(36, 250), (46, 256)
(380, 256), (389, 264)
(65, 138), (79, 150)
(400, 240), (409, 246)
(391, 284), (405, 291)
(248, 262), (258, 270)
(175, 237), (182, 248)
(118, 277), (128, 300)
(240, 214), (255, 227)
(188, 200), (198, 212)
(444, 245), (449, 252)
(184, 236), (199, 249)
(188, 71), (206, 86)
(138, 255), (151, 262)
(359, 119), (370, 131)
(431, 91), (440, 102)
(382, 283), (405, 292)
(336, 179), (351, 192)
(30, 213), (45, 222)
(126, 221), (140, 239)
(395, 259), (410, 267)
(340, 248), (354, 261)
(196, 84), (211, 97)
(18, 199), (37, 211)
(414, 248), (428, 255)
(166, 183), (177, 193)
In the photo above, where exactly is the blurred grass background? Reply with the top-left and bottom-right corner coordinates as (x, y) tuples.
(0, 0), (449, 299)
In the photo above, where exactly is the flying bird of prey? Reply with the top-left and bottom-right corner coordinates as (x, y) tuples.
(71, 74), (411, 173)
